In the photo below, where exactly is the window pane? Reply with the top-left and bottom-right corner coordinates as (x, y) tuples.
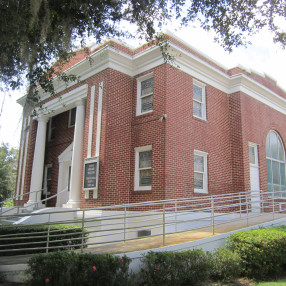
(266, 134), (271, 157)
(69, 108), (76, 126)
(193, 85), (202, 102)
(141, 95), (153, 112)
(268, 183), (273, 194)
(193, 101), (202, 117)
(272, 161), (280, 185)
(141, 78), (153, 96)
(249, 146), (255, 164)
(270, 132), (279, 160)
(139, 150), (152, 168)
(280, 163), (285, 185)
(194, 155), (204, 172)
(194, 173), (204, 189)
(278, 138), (285, 161)
(267, 159), (272, 184)
(140, 169), (152, 186)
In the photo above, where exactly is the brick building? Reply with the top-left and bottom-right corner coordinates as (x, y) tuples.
(15, 32), (286, 209)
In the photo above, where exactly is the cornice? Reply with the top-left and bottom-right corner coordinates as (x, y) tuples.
(35, 84), (88, 118)
(19, 34), (286, 116)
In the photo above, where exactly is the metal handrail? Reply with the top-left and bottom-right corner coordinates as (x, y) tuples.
(1, 189), (286, 256)
(0, 188), (68, 216)
(0, 189), (45, 213)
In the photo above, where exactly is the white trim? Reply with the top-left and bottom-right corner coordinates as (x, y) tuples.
(95, 82), (103, 157)
(36, 84), (88, 117)
(20, 116), (31, 199)
(248, 142), (259, 167)
(193, 79), (206, 120)
(136, 73), (154, 116)
(17, 35), (286, 117)
(194, 150), (208, 194)
(87, 85), (95, 158)
(134, 145), (152, 191)
(16, 117), (26, 198)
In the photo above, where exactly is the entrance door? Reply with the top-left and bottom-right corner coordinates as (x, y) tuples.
(249, 143), (261, 212)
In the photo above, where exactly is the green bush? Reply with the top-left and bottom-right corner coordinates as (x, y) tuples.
(227, 227), (286, 280)
(0, 224), (87, 256)
(210, 247), (241, 283)
(26, 252), (131, 286)
(138, 249), (211, 285)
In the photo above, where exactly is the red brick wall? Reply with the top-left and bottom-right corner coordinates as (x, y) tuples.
(15, 63), (286, 209)
(240, 92), (286, 195)
(165, 65), (233, 199)
(80, 69), (133, 208)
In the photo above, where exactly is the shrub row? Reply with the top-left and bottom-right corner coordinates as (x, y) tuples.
(26, 248), (241, 286)
(25, 226), (286, 285)
(0, 224), (87, 256)
(227, 226), (286, 280)
(27, 252), (131, 286)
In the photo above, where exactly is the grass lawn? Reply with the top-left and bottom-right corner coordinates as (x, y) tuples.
(255, 278), (286, 286)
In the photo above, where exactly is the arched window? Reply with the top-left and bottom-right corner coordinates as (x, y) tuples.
(266, 131), (286, 197)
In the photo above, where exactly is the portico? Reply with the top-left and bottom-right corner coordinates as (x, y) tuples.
(26, 85), (88, 208)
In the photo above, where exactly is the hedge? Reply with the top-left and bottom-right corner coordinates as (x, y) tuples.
(0, 224), (87, 256)
(26, 252), (131, 286)
(138, 249), (212, 285)
(227, 226), (286, 279)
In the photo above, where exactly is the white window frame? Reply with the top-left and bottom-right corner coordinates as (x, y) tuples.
(134, 145), (152, 191)
(249, 142), (259, 167)
(193, 79), (206, 121)
(43, 164), (52, 195)
(194, 150), (208, 194)
(266, 130), (286, 198)
(68, 107), (76, 128)
(47, 117), (56, 142)
(136, 73), (153, 116)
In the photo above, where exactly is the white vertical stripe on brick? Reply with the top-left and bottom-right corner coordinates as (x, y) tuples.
(20, 116), (31, 199)
(93, 82), (103, 199)
(87, 85), (95, 158)
(16, 116), (26, 199)
(95, 82), (103, 157)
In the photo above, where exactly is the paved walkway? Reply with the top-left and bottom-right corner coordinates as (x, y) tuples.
(1, 212), (286, 265)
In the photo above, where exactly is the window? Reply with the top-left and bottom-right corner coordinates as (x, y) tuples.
(136, 74), (153, 115)
(266, 131), (286, 197)
(134, 145), (152, 190)
(193, 80), (206, 120)
(68, 108), (76, 127)
(194, 150), (208, 193)
(47, 117), (56, 141)
(249, 145), (258, 166)
(43, 164), (52, 196)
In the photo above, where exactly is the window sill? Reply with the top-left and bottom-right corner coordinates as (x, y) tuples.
(193, 115), (207, 123)
(194, 189), (208, 194)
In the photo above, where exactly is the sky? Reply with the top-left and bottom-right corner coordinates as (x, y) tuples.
(0, 25), (285, 149)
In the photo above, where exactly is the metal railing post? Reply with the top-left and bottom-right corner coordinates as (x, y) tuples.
(239, 193), (242, 218)
(163, 204), (166, 246)
(175, 200), (178, 233)
(246, 193), (249, 227)
(211, 197), (215, 235)
(124, 207), (126, 242)
(81, 210), (85, 253)
(272, 197), (275, 219)
(46, 213), (51, 253)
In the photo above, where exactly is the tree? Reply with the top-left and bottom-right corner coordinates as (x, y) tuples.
(0, 0), (285, 109)
(0, 143), (18, 202)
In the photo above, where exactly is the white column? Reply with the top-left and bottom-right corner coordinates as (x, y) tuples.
(26, 115), (49, 205)
(65, 99), (86, 208)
